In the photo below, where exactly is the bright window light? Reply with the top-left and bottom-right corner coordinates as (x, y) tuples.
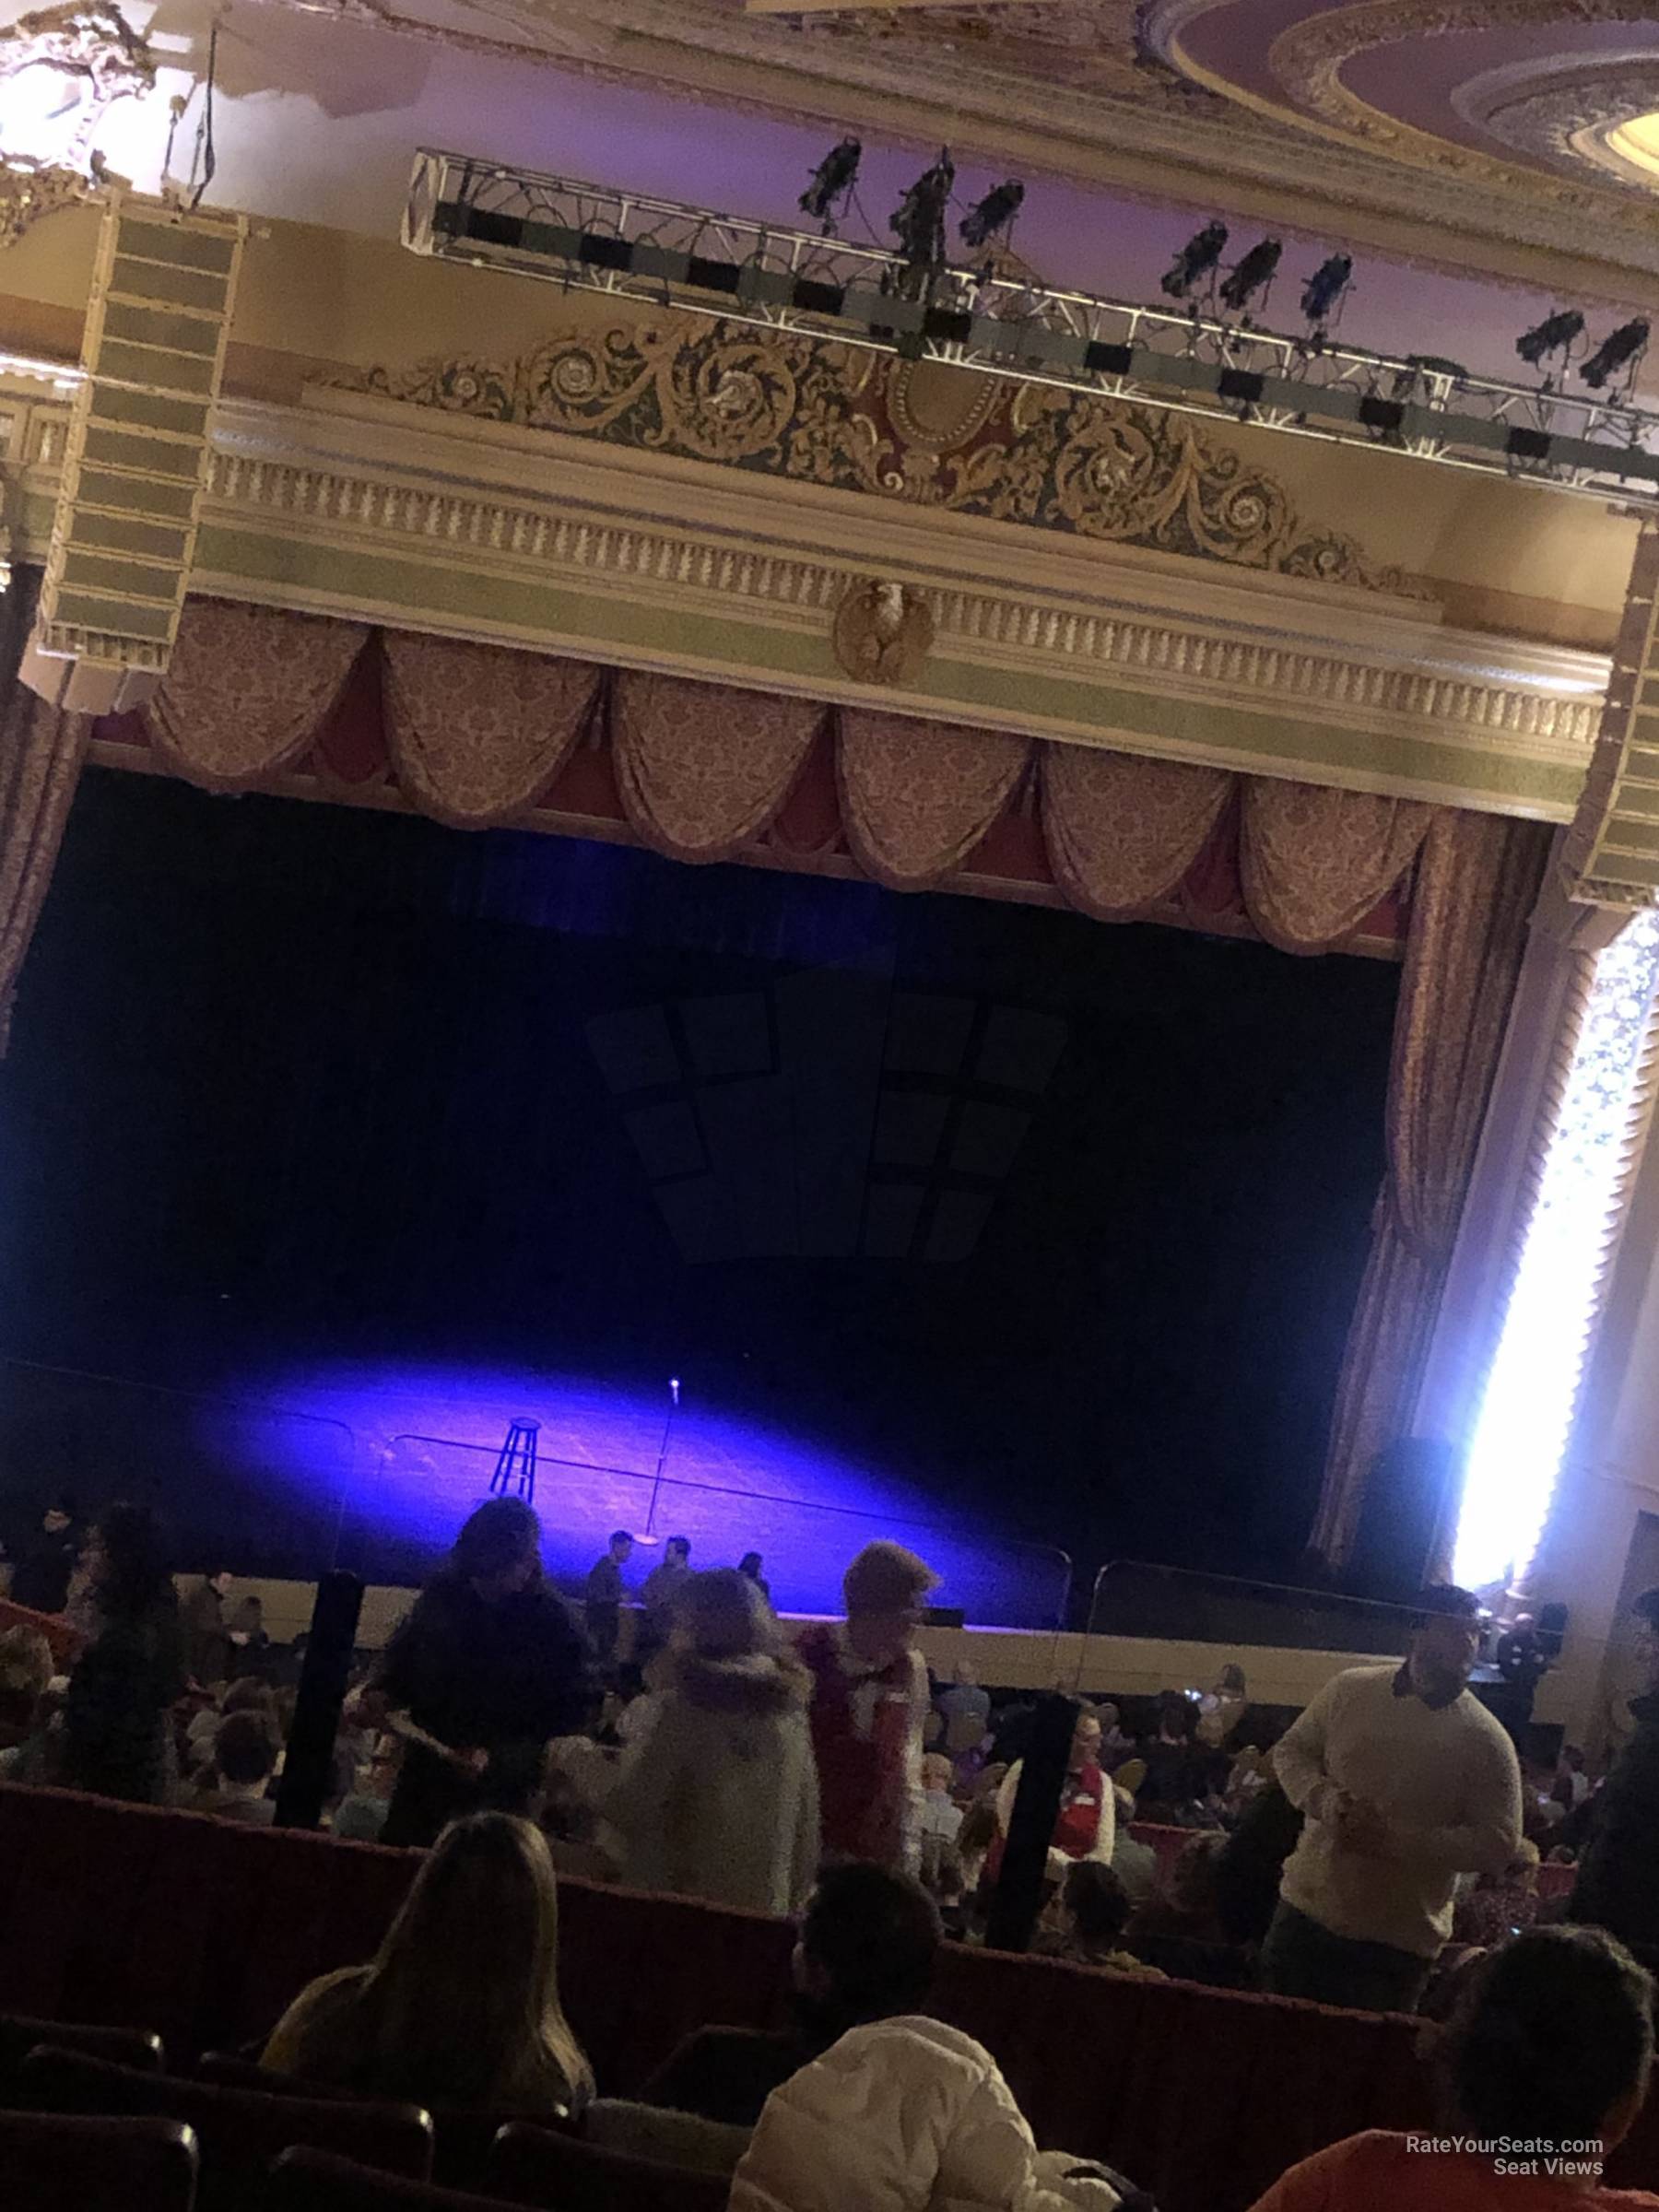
(1453, 908), (1659, 1594)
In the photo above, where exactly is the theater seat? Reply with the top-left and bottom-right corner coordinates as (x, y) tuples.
(0, 2013), (164, 2103)
(0, 2110), (197, 2212)
(486, 2119), (733, 2212)
(20, 2047), (433, 2212)
(269, 2147), (517, 2212)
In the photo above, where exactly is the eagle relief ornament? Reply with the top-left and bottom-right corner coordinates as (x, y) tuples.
(832, 578), (934, 687)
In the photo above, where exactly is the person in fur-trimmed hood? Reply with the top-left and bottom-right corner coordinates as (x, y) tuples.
(567, 1566), (820, 1914)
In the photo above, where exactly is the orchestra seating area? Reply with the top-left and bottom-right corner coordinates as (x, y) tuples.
(2, 1779), (1654, 2212)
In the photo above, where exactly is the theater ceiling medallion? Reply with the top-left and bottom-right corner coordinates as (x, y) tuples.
(327, 315), (1409, 592)
(1150, 0), (1659, 233)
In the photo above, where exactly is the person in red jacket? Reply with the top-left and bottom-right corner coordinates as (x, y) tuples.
(798, 1541), (936, 1875)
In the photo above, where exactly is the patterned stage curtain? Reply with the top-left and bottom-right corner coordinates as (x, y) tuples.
(1311, 807), (1551, 1566)
(612, 671), (824, 864)
(383, 632), (603, 829)
(147, 602), (368, 792)
(839, 708), (1030, 890)
(0, 571), (88, 1050)
(1041, 743), (1234, 920)
(1241, 778), (1433, 954)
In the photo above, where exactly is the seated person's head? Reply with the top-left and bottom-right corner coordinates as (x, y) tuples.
(0, 1624), (53, 1745)
(1438, 1926), (1653, 2159)
(794, 1864), (941, 2038)
(1169, 1830), (1227, 1916)
(215, 1711), (277, 1791)
(1054, 1859), (1132, 1950)
(222, 1677), (277, 1720)
(921, 1751), (953, 1794)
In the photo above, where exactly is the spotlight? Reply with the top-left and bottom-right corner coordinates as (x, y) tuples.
(1583, 318), (1650, 390)
(1515, 309), (1583, 369)
(1160, 218), (1227, 301)
(960, 179), (1024, 252)
(1300, 253), (1352, 326)
(889, 147), (954, 280)
(799, 136), (861, 230)
(1218, 238), (1282, 315)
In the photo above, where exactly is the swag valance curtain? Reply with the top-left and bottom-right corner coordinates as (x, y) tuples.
(118, 599), (1430, 956)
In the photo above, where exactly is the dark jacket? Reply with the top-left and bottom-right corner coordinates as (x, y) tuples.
(1571, 1689), (1659, 1956)
(377, 1576), (589, 1847)
(62, 1592), (187, 1805)
(10, 1524), (81, 1615)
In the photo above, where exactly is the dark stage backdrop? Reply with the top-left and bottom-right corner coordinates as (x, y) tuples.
(0, 769), (1397, 1610)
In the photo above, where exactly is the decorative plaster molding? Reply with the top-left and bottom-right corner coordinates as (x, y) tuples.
(1, 370), (1608, 815)
(321, 318), (1418, 597)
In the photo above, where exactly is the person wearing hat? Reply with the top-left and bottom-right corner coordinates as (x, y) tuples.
(797, 1541), (937, 1876)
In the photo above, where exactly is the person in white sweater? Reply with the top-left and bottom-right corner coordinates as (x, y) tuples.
(728, 2014), (1146, 2212)
(1263, 1584), (1522, 2014)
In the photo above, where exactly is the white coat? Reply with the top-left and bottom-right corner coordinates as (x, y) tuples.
(728, 2016), (1128, 2212)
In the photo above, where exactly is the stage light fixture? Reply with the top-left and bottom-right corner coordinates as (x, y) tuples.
(1160, 218), (1228, 301)
(890, 147), (954, 276)
(1218, 237), (1282, 315)
(1583, 318), (1651, 389)
(960, 179), (1024, 252)
(1515, 310), (1584, 369)
(799, 136), (861, 230)
(1300, 253), (1352, 326)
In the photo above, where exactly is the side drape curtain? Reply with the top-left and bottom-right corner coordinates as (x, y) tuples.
(1310, 807), (1552, 1566)
(0, 571), (89, 1050)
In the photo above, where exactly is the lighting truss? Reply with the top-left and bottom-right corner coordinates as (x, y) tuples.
(404, 150), (1659, 507)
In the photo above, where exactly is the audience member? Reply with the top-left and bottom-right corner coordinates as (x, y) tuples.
(1453, 1839), (1540, 1949)
(373, 1497), (589, 1848)
(1038, 1860), (1165, 1980)
(643, 1863), (942, 2128)
(583, 1529), (634, 1666)
(61, 1501), (186, 1806)
(919, 1750), (964, 1894)
(1211, 1776), (1303, 1949)
(937, 1660), (992, 1758)
(1573, 1586), (1659, 1963)
(332, 1735), (401, 1841)
(182, 1569), (235, 1686)
(263, 1811), (594, 2115)
(191, 1709), (278, 1823)
(1138, 1691), (1202, 1814)
(1553, 1743), (1592, 1814)
(0, 1623), (55, 1774)
(989, 1704), (1115, 1885)
(8, 1496), (81, 1615)
(955, 1797), (1000, 1903)
(730, 2014), (1141, 2211)
(799, 1540), (936, 1874)
(1247, 1925), (1659, 2210)
(1263, 1585), (1522, 2013)
(1126, 1830), (1230, 1949)
(226, 1593), (271, 1680)
(637, 1535), (692, 1656)
(1097, 1701), (1136, 1770)
(1110, 1786), (1158, 1908)
(563, 1567), (818, 1914)
(1196, 1663), (1249, 1748)
(739, 1551), (771, 1603)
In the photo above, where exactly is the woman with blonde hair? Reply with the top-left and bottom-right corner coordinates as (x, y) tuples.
(262, 1812), (593, 2116)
